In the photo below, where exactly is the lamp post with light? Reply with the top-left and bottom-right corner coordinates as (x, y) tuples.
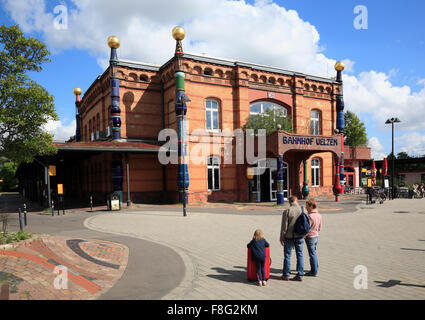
(385, 117), (401, 200)
(73, 87), (82, 142)
(172, 26), (190, 217)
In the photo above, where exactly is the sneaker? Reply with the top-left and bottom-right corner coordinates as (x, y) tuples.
(292, 275), (303, 281)
(258, 281), (262, 286)
(281, 275), (290, 281)
(305, 272), (317, 277)
(262, 281), (267, 286)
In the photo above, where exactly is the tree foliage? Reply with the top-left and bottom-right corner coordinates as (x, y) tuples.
(344, 111), (367, 146)
(243, 108), (293, 135)
(0, 24), (57, 163)
(397, 152), (410, 159)
(0, 159), (18, 191)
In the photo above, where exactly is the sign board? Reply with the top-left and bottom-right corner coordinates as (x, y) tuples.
(367, 179), (372, 188)
(384, 179), (389, 188)
(57, 184), (63, 195)
(49, 165), (56, 176)
(111, 199), (120, 211)
(271, 131), (343, 158)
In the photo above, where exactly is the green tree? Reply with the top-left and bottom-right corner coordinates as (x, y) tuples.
(397, 152), (410, 159)
(243, 108), (292, 135)
(0, 159), (18, 191)
(344, 111), (367, 146)
(0, 24), (57, 163)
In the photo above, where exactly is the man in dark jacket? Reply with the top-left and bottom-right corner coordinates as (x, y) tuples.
(280, 195), (304, 281)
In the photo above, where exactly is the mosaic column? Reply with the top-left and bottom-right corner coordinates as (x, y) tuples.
(276, 155), (284, 205)
(73, 87), (82, 142)
(302, 160), (309, 198)
(107, 36), (121, 141)
(107, 36), (123, 203)
(334, 61), (346, 201)
(173, 26), (190, 216)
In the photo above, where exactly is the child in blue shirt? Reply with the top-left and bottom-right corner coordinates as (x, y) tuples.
(247, 229), (270, 286)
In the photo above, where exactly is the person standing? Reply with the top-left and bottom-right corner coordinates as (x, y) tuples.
(305, 198), (322, 277)
(280, 195), (304, 281)
(247, 229), (270, 286)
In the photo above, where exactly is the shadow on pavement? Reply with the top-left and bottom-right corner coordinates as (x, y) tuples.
(374, 280), (425, 289)
(400, 248), (425, 252)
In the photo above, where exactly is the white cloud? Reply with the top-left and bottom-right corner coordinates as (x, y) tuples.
(43, 119), (76, 142)
(367, 137), (386, 160)
(396, 132), (425, 157)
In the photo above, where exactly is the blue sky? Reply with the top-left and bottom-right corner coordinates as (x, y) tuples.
(1, 0), (424, 158)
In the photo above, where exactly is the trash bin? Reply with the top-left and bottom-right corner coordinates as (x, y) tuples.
(107, 193), (121, 211)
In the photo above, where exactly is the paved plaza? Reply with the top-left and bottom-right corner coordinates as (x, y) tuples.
(85, 198), (425, 300)
(1, 193), (425, 300)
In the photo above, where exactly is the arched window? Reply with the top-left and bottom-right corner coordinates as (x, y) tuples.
(311, 158), (321, 187)
(205, 99), (219, 131)
(310, 110), (320, 135)
(203, 68), (213, 76)
(250, 101), (288, 117)
(96, 113), (100, 132)
(207, 156), (220, 191)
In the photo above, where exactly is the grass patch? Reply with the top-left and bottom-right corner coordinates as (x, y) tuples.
(0, 230), (32, 245)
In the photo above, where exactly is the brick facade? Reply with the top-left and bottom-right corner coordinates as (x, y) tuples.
(72, 53), (364, 203)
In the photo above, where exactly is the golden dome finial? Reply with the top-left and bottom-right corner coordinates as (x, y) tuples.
(107, 35), (120, 49)
(334, 61), (345, 72)
(73, 87), (82, 96)
(172, 26), (185, 40)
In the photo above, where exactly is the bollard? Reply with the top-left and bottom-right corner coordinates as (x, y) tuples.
(90, 195), (93, 212)
(23, 204), (27, 226)
(18, 208), (23, 232)
(51, 200), (54, 216)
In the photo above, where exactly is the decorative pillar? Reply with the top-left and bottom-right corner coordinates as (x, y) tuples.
(334, 61), (346, 201)
(73, 87), (82, 142)
(173, 26), (190, 216)
(276, 155), (284, 205)
(107, 36), (121, 141)
(302, 159), (309, 198)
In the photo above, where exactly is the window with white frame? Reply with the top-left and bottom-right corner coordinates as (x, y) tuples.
(311, 158), (321, 187)
(205, 99), (219, 131)
(207, 156), (220, 191)
(310, 110), (320, 135)
(249, 101), (288, 117)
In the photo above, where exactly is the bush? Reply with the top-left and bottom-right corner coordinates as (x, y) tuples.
(0, 231), (32, 244)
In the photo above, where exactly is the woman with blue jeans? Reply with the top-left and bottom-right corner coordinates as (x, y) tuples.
(305, 198), (322, 276)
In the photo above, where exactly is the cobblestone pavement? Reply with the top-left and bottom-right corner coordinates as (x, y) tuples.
(0, 235), (129, 300)
(85, 198), (425, 300)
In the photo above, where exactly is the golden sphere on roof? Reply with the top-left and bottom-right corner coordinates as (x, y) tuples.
(334, 61), (345, 71)
(107, 35), (120, 49)
(172, 26), (185, 40)
(73, 87), (82, 95)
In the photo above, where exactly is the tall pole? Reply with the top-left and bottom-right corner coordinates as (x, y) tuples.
(73, 87), (82, 142)
(334, 61), (346, 202)
(392, 122), (394, 200)
(107, 36), (121, 141)
(173, 26), (190, 216)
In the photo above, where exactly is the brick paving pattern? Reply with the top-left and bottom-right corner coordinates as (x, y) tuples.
(0, 235), (129, 300)
(85, 198), (425, 300)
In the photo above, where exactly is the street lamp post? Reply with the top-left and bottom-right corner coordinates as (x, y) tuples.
(385, 117), (401, 200)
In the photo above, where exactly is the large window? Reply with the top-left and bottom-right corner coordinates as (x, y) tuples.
(207, 156), (220, 191)
(310, 110), (320, 135)
(311, 158), (321, 187)
(250, 101), (288, 117)
(205, 99), (219, 131)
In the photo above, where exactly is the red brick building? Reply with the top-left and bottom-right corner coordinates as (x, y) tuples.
(18, 36), (370, 206)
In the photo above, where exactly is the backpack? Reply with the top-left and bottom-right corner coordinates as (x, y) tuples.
(294, 206), (310, 237)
